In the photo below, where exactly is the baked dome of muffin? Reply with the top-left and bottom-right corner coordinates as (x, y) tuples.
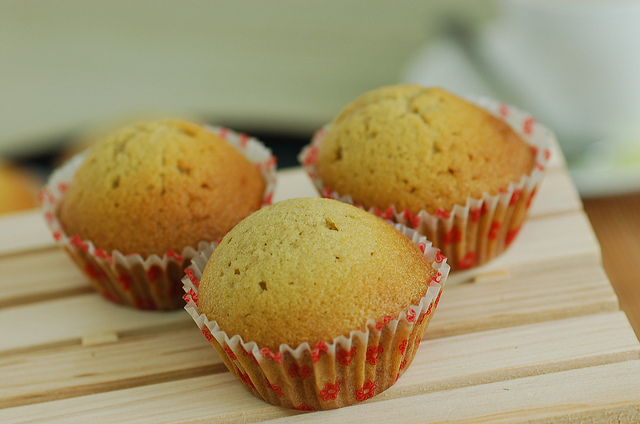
(314, 85), (536, 215)
(57, 120), (266, 257)
(197, 197), (437, 350)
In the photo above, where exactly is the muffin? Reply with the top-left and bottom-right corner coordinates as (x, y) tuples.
(300, 85), (553, 272)
(183, 197), (449, 410)
(0, 160), (40, 214)
(41, 120), (277, 310)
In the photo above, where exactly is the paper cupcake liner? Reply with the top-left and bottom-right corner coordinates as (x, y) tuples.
(40, 126), (277, 311)
(182, 225), (450, 410)
(299, 97), (554, 272)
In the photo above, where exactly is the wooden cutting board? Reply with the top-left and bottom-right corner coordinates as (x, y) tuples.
(1, 140), (639, 423)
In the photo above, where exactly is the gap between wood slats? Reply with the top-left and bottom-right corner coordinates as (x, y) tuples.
(0, 296), (193, 357)
(428, 263), (618, 340)
(0, 252), (614, 359)
(445, 209), (600, 285)
(262, 361), (640, 424)
(0, 239), (609, 355)
(0, 206), (601, 314)
(0, 247), (92, 309)
(0, 211), (53, 258)
(0, 160), (586, 308)
(0, 312), (637, 420)
(0, 329), (223, 409)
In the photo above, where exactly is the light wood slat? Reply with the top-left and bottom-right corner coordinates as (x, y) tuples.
(0, 248), (90, 308)
(0, 207), (599, 310)
(1, 310), (634, 409)
(492, 209), (600, 269)
(0, 259), (613, 357)
(0, 159), (577, 261)
(528, 167), (583, 218)
(0, 372), (273, 424)
(2, 137), (635, 423)
(273, 167), (319, 203)
(428, 264), (618, 340)
(264, 361), (640, 424)
(0, 210), (51, 257)
(0, 312), (637, 421)
(0, 294), (191, 355)
(0, 258), (613, 357)
(447, 210), (601, 285)
(390, 312), (639, 398)
(0, 328), (220, 409)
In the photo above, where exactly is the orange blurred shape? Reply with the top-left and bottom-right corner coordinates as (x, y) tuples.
(0, 160), (41, 214)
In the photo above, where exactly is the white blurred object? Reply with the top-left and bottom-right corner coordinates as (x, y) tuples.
(0, 1), (457, 157)
(476, 0), (640, 161)
(403, 0), (640, 197)
(570, 137), (640, 198)
(401, 37), (495, 99)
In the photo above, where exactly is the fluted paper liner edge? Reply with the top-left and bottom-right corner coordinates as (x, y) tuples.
(299, 96), (554, 273)
(182, 225), (450, 410)
(40, 125), (277, 310)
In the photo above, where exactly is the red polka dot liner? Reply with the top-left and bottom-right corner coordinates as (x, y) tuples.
(40, 126), (277, 311)
(182, 226), (450, 410)
(299, 97), (554, 273)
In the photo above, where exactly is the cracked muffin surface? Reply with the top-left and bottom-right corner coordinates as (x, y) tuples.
(58, 120), (265, 257)
(197, 197), (437, 350)
(315, 85), (535, 215)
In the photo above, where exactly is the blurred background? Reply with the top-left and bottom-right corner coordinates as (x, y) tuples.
(0, 1), (494, 170)
(1, 1), (639, 331)
(3, 0), (640, 192)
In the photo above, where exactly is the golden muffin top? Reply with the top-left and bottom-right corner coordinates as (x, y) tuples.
(197, 197), (436, 350)
(58, 120), (265, 257)
(315, 85), (535, 215)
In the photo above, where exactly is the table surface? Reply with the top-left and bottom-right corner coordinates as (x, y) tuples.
(584, 193), (640, 342)
(1, 142), (640, 423)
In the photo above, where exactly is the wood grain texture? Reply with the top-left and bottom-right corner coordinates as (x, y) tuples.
(0, 257), (613, 356)
(446, 210), (601, 285)
(0, 248), (91, 308)
(1, 143), (639, 423)
(263, 361), (640, 424)
(1, 313), (637, 422)
(429, 264), (619, 339)
(584, 193), (640, 340)
(0, 295), (190, 354)
(0, 210), (52, 256)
